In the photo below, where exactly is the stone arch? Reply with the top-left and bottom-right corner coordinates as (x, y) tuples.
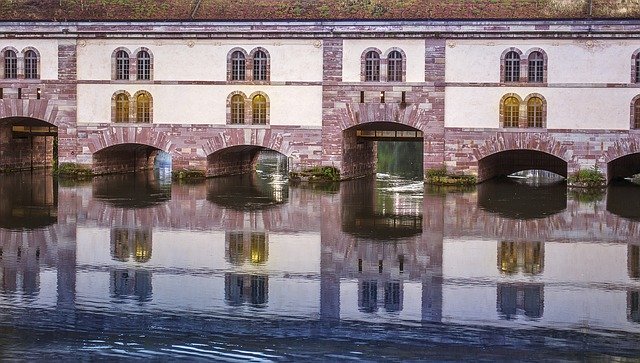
(360, 47), (382, 82)
(0, 99), (60, 126)
(604, 137), (640, 182)
(524, 47), (548, 83)
(87, 126), (174, 155)
(202, 129), (288, 158)
(474, 132), (569, 162)
(500, 47), (524, 83)
(227, 47), (248, 82)
(132, 47), (154, 81)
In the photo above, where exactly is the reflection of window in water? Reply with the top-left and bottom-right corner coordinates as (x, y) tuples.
(384, 282), (402, 312)
(359, 280), (378, 313)
(224, 273), (268, 307)
(629, 291), (640, 323)
(498, 241), (544, 275)
(225, 232), (268, 265)
(629, 245), (640, 279)
(0, 247), (40, 297)
(110, 228), (152, 263)
(110, 269), (153, 302)
(497, 283), (544, 320)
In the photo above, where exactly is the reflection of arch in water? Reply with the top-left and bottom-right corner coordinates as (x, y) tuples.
(497, 283), (544, 320)
(607, 182), (640, 221)
(0, 170), (57, 230)
(92, 171), (170, 208)
(206, 173), (287, 211)
(207, 145), (288, 178)
(498, 241), (545, 276)
(340, 177), (423, 239)
(478, 178), (566, 220)
(111, 228), (153, 263)
(110, 269), (153, 302)
(225, 231), (268, 265)
(224, 273), (268, 307)
(478, 149), (567, 183)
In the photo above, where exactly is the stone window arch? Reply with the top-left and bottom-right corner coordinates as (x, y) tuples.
(251, 92), (269, 125)
(112, 48), (132, 80)
(112, 90), (131, 123)
(500, 93), (523, 128)
(362, 48), (382, 82)
(501, 48), (523, 83)
(2, 47), (19, 79)
(631, 95), (640, 129)
(525, 48), (547, 84)
(134, 90), (152, 123)
(22, 47), (40, 79)
(227, 48), (248, 82)
(525, 93), (546, 128)
(249, 48), (270, 82)
(385, 48), (406, 82)
(632, 49), (640, 84)
(227, 91), (247, 124)
(134, 48), (153, 81)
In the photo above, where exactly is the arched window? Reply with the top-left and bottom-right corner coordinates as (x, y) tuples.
(136, 93), (151, 123)
(116, 50), (129, 80)
(231, 94), (245, 124)
(115, 93), (129, 123)
(365, 51), (380, 82)
(527, 97), (543, 128)
(387, 50), (403, 82)
(636, 53), (640, 83)
(504, 51), (520, 83)
(253, 50), (267, 81)
(528, 51), (544, 83)
(503, 96), (520, 128)
(24, 50), (38, 79)
(635, 98), (640, 129)
(231, 51), (246, 81)
(4, 50), (17, 79)
(252, 94), (267, 124)
(137, 50), (151, 81)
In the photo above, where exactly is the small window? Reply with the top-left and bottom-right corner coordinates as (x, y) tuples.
(24, 50), (38, 79)
(252, 94), (267, 124)
(528, 52), (544, 83)
(231, 51), (246, 81)
(116, 50), (129, 80)
(527, 97), (543, 128)
(503, 97), (519, 128)
(231, 94), (244, 124)
(387, 50), (403, 82)
(365, 51), (380, 82)
(253, 50), (267, 81)
(635, 98), (640, 129)
(136, 93), (151, 123)
(504, 51), (520, 83)
(115, 93), (129, 123)
(4, 50), (17, 79)
(137, 51), (151, 81)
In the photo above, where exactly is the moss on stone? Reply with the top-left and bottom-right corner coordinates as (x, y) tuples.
(425, 166), (476, 186)
(171, 168), (206, 181)
(56, 162), (94, 179)
(289, 166), (340, 183)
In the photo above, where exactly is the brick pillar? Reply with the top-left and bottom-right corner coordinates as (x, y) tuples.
(56, 41), (78, 165)
(424, 39), (446, 174)
(322, 38), (344, 171)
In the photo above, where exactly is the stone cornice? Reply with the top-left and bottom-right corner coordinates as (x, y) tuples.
(1, 19), (640, 39)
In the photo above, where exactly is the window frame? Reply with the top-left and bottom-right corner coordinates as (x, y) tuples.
(364, 50), (381, 82)
(230, 93), (246, 124)
(135, 91), (152, 123)
(113, 48), (132, 81)
(230, 50), (246, 81)
(3, 49), (18, 79)
(136, 50), (151, 81)
(113, 91), (131, 123)
(23, 49), (38, 79)
(387, 50), (404, 82)
(526, 96), (544, 128)
(252, 49), (269, 82)
(252, 94), (267, 124)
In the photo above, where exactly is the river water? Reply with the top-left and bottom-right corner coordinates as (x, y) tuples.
(0, 166), (639, 360)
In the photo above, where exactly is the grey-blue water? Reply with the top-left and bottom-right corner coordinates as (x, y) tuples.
(0, 168), (639, 360)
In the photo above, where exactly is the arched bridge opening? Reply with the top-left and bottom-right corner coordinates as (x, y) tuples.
(608, 153), (640, 184)
(0, 117), (57, 172)
(342, 122), (424, 180)
(478, 149), (567, 183)
(93, 143), (171, 176)
(207, 146), (288, 178)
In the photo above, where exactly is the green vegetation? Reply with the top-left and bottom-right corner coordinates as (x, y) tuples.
(56, 162), (93, 179)
(567, 167), (606, 188)
(568, 188), (605, 204)
(425, 166), (477, 186)
(171, 168), (206, 181)
(289, 166), (340, 183)
(377, 141), (423, 180)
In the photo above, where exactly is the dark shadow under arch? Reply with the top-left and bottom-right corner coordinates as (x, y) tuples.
(92, 171), (170, 209)
(478, 149), (567, 183)
(608, 153), (640, 183)
(606, 180), (640, 221)
(93, 143), (168, 175)
(207, 145), (287, 178)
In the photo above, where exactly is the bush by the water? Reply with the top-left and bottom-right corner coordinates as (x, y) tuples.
(425, 166), (476, 186)
(289, 166), (340, 182)
(172, 169), (206, 181)
(57, 162), (93, 178)
(567, 167), (606, 188)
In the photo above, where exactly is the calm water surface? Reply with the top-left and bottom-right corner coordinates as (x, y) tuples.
(1, 168), (640, 360)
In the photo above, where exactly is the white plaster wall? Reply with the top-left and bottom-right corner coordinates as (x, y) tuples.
(446, 39), (639, 84)
(0, 39), (60, 80)
(77, 39), (323, 82)
(77, 84), (322, 126)
(342, 39), (425, 83)
(445, 87), (636, 130)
